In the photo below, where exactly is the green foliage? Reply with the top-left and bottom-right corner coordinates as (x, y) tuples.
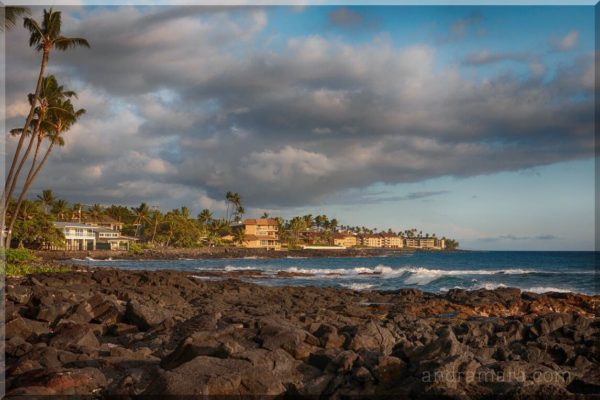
(1, 262), (72, 277)
(10, 199), (64, 249)
(128, 242), (144, 255)
(1, 248), (37, 264)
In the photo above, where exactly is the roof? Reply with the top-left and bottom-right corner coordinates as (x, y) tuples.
(333, 233), (356, 239)
(55, 222), (97, 229)
(243, 218), (278, 226)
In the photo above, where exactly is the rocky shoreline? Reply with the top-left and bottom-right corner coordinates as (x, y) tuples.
(4, 268), (599, 398)
(34, 246), (452, 261)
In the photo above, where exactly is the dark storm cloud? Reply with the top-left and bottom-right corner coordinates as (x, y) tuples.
(4, 6), (594, 211)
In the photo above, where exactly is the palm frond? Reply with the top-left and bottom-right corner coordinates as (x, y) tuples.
(23, 17), (43, 49)
(53, 36), (91, 51)
(4, 6), (31, 31)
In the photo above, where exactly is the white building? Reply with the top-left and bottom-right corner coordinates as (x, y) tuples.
(54, 222), (96, 251)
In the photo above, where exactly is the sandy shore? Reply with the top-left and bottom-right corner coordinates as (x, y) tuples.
(4, 268), (599, 398)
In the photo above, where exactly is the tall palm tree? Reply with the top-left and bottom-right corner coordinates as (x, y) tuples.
(148, 210), (163, 244)
(6, 9), (89, 198)
(5, 76), (76, 204)
(3, 6), (30, 31)
(5, 99), (85, 246)
(36, 189), (55, 214)
(2, 8), (89, 245)
(89, 204), (103, 220)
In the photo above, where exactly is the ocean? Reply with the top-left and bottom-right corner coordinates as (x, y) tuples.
(71, 251), (598, 295)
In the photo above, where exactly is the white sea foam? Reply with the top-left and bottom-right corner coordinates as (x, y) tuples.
(520, 286), (574, 293)
(341, 283), (377, 291)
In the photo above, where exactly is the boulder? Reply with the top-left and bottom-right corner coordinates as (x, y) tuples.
(49, 322), (100, 351)
(7, 286), (32, 304)
(348, 321), (396, 355)
(125, 300), (171, 331)
(5, 317), (50, 341)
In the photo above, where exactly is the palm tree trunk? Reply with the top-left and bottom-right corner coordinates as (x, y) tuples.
(1, 49), (49, 246)
(5, 136), (55, 247)
(5, 119), (43, 205)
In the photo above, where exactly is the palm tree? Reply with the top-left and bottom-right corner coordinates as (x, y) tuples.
(5, 99), (85, 246)
(261, 212), (270, 219)
(5, 9), (89, 211)
(36, 189), (55, 214)
(148, 210), (163, 244)
(89, 204), (103, 220)
(132, 203), (150, 239)
(5, 76), (76, 204)
(52, 199), (69, 220)
(3, 6), (30, 31)
(198, 209), (213, 229)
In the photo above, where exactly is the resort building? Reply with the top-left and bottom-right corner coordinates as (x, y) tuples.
(53, 222), (97, 251)
(238, 218), (281, 250)
(359, 234), (383, 248)
(333, 233), (358, 248)
(404, 237), (445, 250)
(381, 233), (403, 248)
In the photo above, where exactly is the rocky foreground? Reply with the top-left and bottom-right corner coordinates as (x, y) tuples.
(4, 269), (600, 398)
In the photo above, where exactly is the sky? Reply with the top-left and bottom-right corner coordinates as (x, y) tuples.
(3, 5), (595, 250)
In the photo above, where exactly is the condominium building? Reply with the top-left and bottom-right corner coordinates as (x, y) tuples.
(380, 233), (403, 248)
(333, 233), (358, 248)
(404, 237), (445, 250)
(239, 218), (281, 250)
(360, 234), (383, 248)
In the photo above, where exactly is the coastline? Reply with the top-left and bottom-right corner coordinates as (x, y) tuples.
(5, 268), (599, 398)
(34, 246), (462, 261)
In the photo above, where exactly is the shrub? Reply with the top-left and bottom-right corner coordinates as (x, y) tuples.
(1, 248), (37, 265)
(128, 242), (144, 255)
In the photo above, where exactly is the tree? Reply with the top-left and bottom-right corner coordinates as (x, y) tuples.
(5, 97), (86, 247)
(3, 8), (89, 240)
(89, 204), (103, 220)
(3, 6), (30, 31)
(51, 199), (70, 220)
(36, 189), (55, 214)
(197, 209), (213, 230)
(9, 199), (64, 249)
(5, 75), (76, 206)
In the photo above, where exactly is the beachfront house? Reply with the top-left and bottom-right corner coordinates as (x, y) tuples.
(237, 218), (281, 250)
(53, 222), (97, 251)
(333, 232), (358, 248)
(95, 228), (137, 250)
(51, 221), (136, 251)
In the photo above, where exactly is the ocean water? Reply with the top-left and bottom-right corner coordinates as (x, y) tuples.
(71, 251), (598, 295)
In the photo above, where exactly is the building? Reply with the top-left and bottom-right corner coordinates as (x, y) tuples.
(333, 233), (357, 248)
(404, 237), (445, 250)
(80, 215), (124, 232)
(380, 233), (403, 248)
(95, 228), (137, 250)
(238, 218), (281, 250)
(52, 221), (135, 251)
(53, 222), (97, 251)
(359, 234), (383, 248)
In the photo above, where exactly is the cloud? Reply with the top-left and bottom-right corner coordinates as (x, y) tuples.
(479, 234), (559, 242)
(4, 6), (594, 212)
(328, 7), (363, 27)
(440, 12), (484, 43)
(551, 31), (579, 52)
(463, 50), (530, 66)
